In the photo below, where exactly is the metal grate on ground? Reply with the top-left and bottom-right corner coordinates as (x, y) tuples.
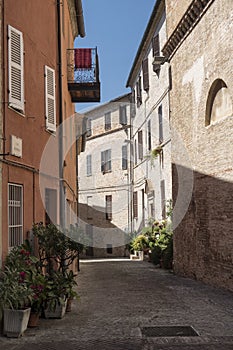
(141, 325), (199, 337)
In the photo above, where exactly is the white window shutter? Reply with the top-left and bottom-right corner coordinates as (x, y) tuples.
(45, 65), (56, 132)
(8, 25), (24, 112)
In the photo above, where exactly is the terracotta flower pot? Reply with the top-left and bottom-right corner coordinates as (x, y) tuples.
(28, 311), (40, 327)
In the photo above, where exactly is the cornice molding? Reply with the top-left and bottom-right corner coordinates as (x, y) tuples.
(162, 0), (215, 59)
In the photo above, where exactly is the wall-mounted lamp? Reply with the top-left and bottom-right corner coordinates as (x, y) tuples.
(152, 55), (168, 66)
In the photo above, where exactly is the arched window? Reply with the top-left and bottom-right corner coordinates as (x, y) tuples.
(205, 79), (232, 126)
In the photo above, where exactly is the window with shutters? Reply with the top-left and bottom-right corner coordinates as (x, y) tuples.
(8, 25), (24, 113)
(158, 105), (163, 143)
(86, 118), (92, 137)
(136, 77), (142, 107)
(138, 130), (143, 160)
(101, 149), (111, 173)
(45, 66), (56, 132)
(142, 58), (149, 91)
(122, 145), (127, 170)
(133, 191), (138, 219)
(86, 154), (92, 176)
(119, 105), (127, 125)
(106, 195), (112, 220)
(152, 34), (160, 73)
(148, 120), (152, 151)
(8, 183), (23, 248)
(105, 112), (111, 131)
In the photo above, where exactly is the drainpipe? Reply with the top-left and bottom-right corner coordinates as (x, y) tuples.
(0, 0), (3, 267)
(57, 1), (65, 229)
(75, 0), (85, 38)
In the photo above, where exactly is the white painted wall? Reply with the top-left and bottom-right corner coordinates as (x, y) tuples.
(130, 10), (172, 233)
(78, 96), (131, 256)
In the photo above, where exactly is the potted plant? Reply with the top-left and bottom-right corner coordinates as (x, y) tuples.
(64, 271), (79, 312)
(0, 267), (32, 337)
(32, 223), (82, 317)
(131, 234), (149, 260)
(43, 272), (68, 319)
(27, 273), (48, 327)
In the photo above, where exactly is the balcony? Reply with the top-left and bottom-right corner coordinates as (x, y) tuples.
(67, 48), (100, 103)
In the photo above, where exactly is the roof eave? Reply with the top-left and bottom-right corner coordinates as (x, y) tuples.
(126, 0), (164, 88)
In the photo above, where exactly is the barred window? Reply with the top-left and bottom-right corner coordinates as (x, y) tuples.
(8, 183), (23, 247)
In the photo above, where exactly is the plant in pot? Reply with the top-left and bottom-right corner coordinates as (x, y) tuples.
(0, 266), (32, 337)
(64, 270), (79, 312)
(131, 234), (149, 260)
(3, 243), (46, 328)
(43, 272), (69, 319)
(27, 273), (48, 327)
(32, 223), (82, 317)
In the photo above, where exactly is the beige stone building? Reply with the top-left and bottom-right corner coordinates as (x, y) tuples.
(126, 0), (172, 233)
(163, 0), (233, 290)
(78, 94), (131, 257)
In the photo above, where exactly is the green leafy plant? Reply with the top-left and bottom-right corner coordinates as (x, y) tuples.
(0, 266), (33, 311)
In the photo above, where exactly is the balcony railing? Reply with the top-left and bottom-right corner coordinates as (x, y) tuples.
(67, 47), (100, 103)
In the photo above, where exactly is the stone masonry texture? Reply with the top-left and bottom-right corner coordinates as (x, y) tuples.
(0, 260), (232, 350)
(166, 0), (233, 291)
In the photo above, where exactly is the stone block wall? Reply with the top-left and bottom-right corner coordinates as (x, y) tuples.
(168, 0), (233, 291)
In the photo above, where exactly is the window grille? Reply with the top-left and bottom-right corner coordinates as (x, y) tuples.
(8, 183), (23, 248)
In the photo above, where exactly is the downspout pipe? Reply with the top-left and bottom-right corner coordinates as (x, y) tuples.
(75, 0), (85, 38)
(57, 1), (65, 229)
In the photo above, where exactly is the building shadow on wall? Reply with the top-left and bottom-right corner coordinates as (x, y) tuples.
(78, 203), (128, 258)
(172, 163), (233, 291)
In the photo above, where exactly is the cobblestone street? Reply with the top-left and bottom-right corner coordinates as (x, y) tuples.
(0, 259), (233, 350)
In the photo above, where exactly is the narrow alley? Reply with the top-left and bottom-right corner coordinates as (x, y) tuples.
(0, 259), (232, 350)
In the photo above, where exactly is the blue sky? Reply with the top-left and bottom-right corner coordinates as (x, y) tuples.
(75, 0), (156, 113)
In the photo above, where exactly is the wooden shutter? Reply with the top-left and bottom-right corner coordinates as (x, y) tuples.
(105, 112), (111, 130)
(86, 118), (92, 137)
(130, 89), (136, 118)
(152, 34), (161, 73)
(119, 105), (127, 125)
(106, 149), (111, 171)
(158, 105), (163, 143)
(160, 180), (166, 219)
(142, 58), (149, 91)
(136, 77), (142, 107)
(134, 139), (137, 165)
(138, 130), (143, 160)
(101, 151), (105, 172)
(86, 155), (92, 176)
(45, 66), (56, 132)
(8, 25), (24, 112)
(122, 145), (127, 170)
(106, 195), (112, 220)
(133, 192), (138, 219)
(148, 120), (152, 151)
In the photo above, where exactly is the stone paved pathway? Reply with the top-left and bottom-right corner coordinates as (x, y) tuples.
(0, 259), (233, 349)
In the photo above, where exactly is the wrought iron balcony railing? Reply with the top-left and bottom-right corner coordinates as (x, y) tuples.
(67, 47), (100, 103)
